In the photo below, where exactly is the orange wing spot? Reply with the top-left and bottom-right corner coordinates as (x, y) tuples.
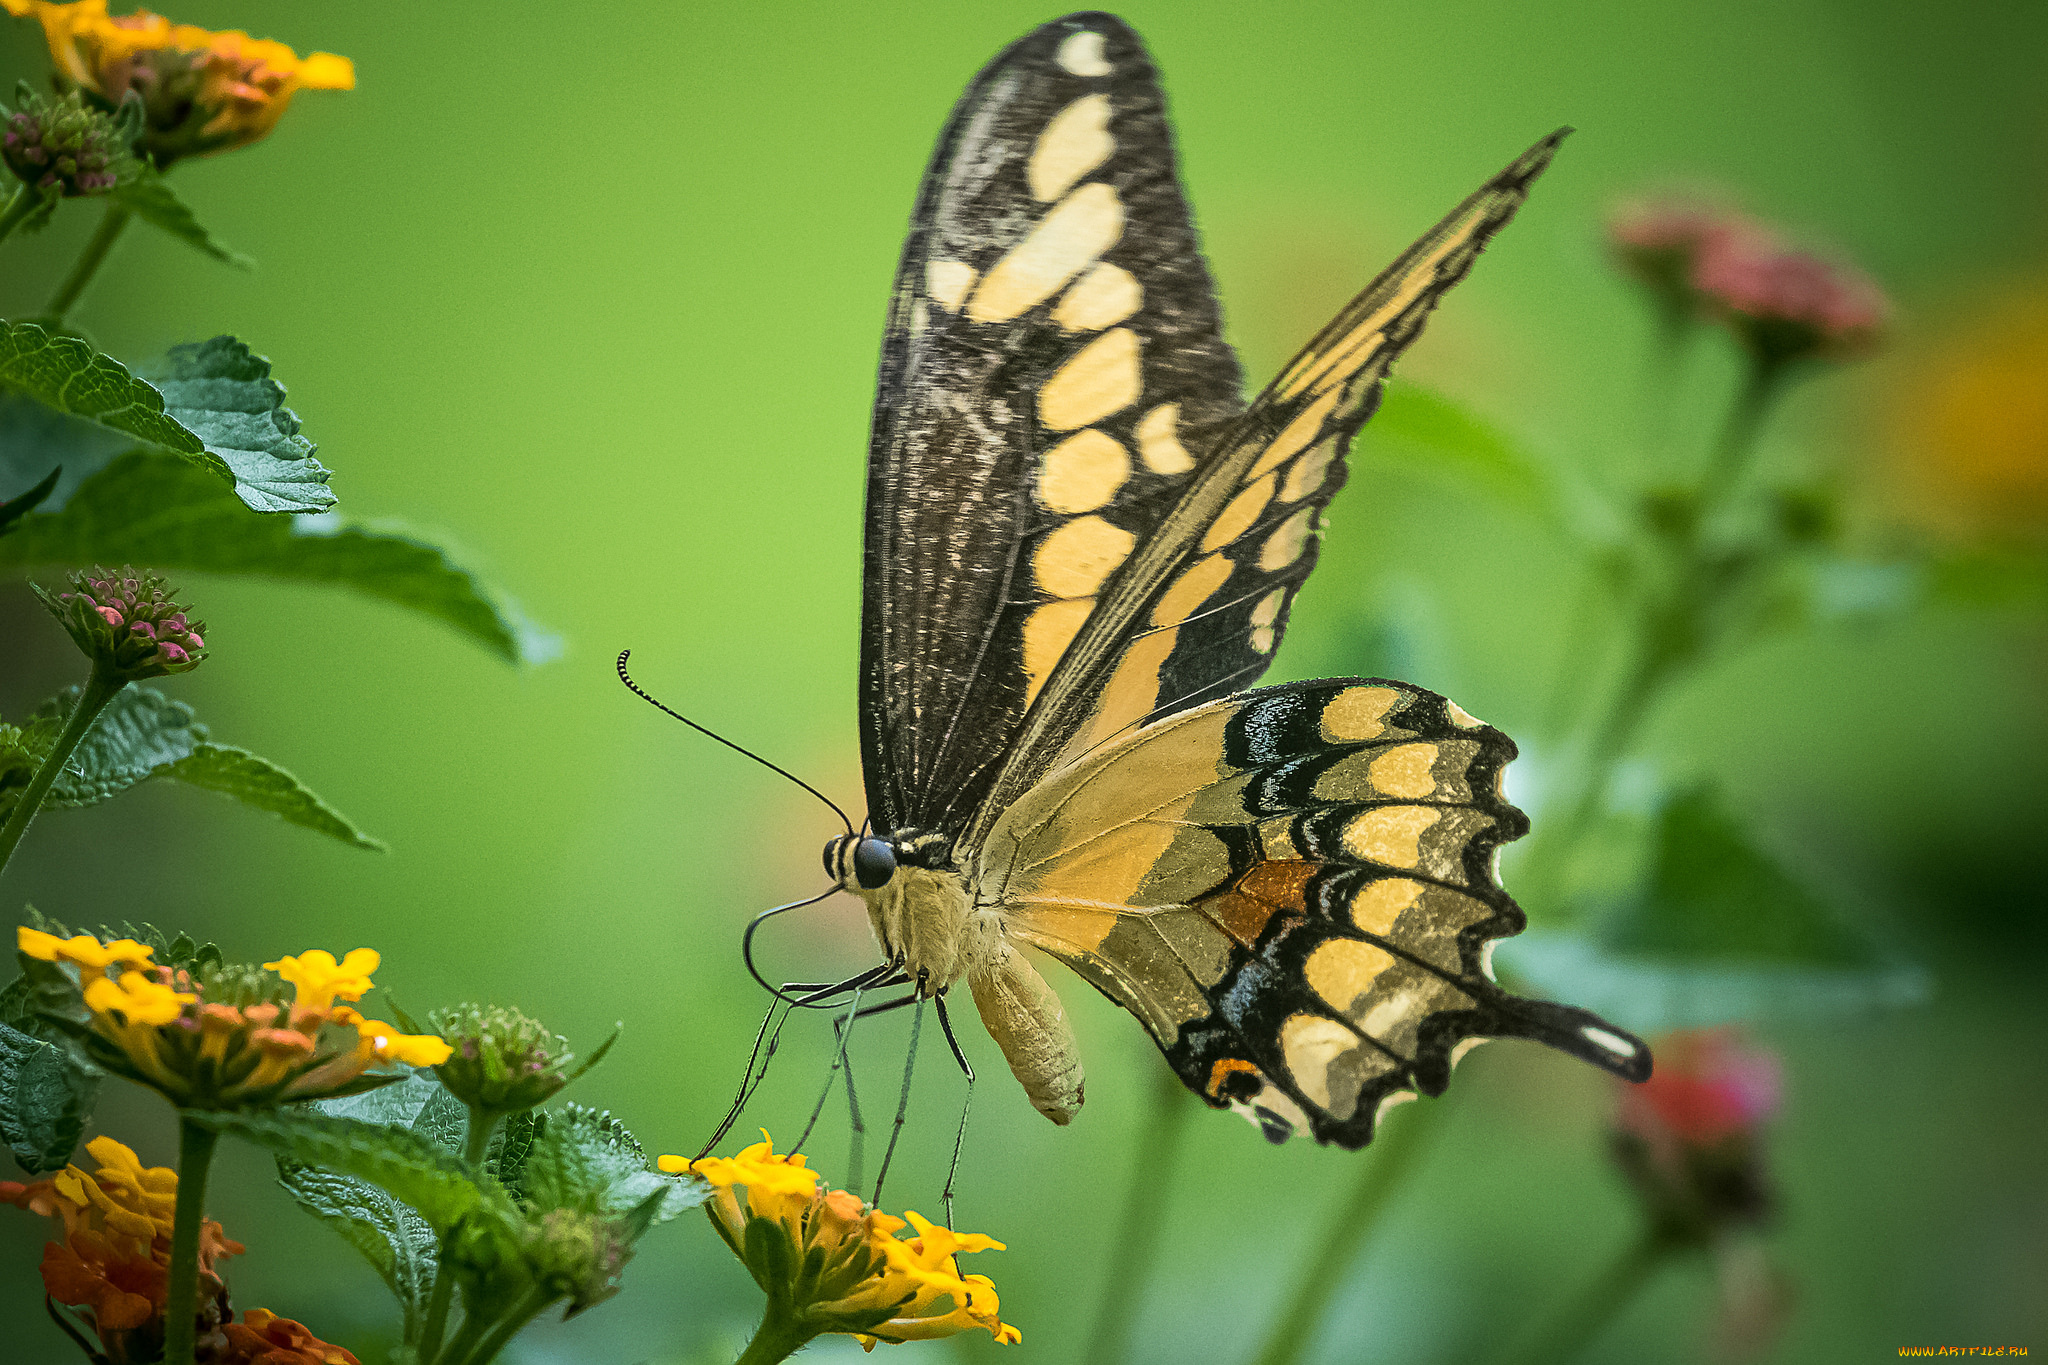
(1204, 860), (1318, 947)
(1205, 1057), (1262, 1099)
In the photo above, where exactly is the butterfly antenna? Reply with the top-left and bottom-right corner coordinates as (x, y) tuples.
(617, 649), (856, 836)
(871, 988), (926, 1209)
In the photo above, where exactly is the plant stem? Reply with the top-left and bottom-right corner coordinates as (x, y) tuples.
(1247, 1097), (1444, 1365)
(444, 1283), (551, 1365)
(1082, 1063), (1194, 1365)
(1696, 356), (1787, 513)
(162, 1115), (221, 1365)
(0, 184), (43, 246)
(42, 201), (131, 325)
(732, 1309), (810, 1365)
(1491, 1230), (1675, 1365)
(0, 659), (124, 877)
(419, 1108), (502, 1362)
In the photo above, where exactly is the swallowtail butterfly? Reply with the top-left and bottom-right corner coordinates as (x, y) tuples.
(821, 11), (1649, 1148)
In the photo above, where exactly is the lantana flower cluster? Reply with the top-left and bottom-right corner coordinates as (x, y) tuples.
(3, 85), (136, 194)
(19, 928), (450, 1109)
(665, 1133), (1021, 1350)
(2, 1137), (357, 1365)
(33, 566), (207, 681)
(2, 0), (352, 164)
(1609, 193), (1890, 365)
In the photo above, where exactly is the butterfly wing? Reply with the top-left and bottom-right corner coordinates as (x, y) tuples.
(859, 14), (1247, 841)
(968, 132), (1567, 847)
(982, 679), (1651, 1148)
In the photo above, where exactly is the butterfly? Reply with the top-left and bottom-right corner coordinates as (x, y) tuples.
(819, 11), (1651, 1149)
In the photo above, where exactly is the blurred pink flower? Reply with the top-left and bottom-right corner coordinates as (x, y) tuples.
(1611, 1029), (1780, 1243)
(1691, 224), (1890, 364)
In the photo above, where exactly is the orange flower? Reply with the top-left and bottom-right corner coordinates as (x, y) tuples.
(2, 0), (352, 164)
(219, 1308), (361, 1365)
(2, 1137), (242, 1344)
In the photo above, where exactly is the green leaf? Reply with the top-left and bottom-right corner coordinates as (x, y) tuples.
(11, 684), (380, 849)
(163, 745), (382, 850)
(1505, 784), (1928, 1029)
(110, 172), (252, 269)
(199, 1107), (518, 1234)
(513, 1104), (706, 1228)
(0, 1019), (98, 1174)
(276, 1161), (437, 1339)
(1365, 381), (1560, 522)
(0, 321), (333, 513)
(0, 463), (58, 535)
(0, 450), (557, 664)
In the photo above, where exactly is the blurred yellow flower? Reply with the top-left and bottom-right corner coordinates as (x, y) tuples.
(83, 969), (195, 1025)
(265, 948), (379, 1015)
(670, 1132), (1020, 1351)
(2, 0), (352, 164)
(18, 928), (155, 970)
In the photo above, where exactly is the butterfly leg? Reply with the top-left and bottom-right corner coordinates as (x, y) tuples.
(870, 980), (928, 1209)
(933, 991), (975, 1229)
(794, 982), (867, 1152)
(693, 994), (798, 1160)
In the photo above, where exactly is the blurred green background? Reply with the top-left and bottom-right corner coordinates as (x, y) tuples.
(4, 1), (2045, 1362)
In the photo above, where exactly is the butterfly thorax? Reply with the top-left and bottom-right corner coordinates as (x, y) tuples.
(824, 827), (1086, 1124)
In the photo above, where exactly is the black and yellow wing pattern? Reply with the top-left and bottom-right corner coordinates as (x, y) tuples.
(843, 11), (1649, 1150)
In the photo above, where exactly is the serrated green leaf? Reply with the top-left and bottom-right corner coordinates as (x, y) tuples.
(1505, 784), (1928, 1029)
(487, 1108), (542, 1189)
(197, 1107), (517, 1233)
(0, 449), (556, 664)
(163, 744), (382, 849)
(110, 172), (252, 268)
(1366, 381), (1560, 522)
(16, 684), (380, 849)
(0, 321), (332, 513)
(516, 1104), (705, 1229)
(0, 1019), (99, 1174)
(277, 1161), (437, 1338)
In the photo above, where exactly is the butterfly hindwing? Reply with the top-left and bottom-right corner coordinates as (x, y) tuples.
(860, 13), (1246, 842)
(983, 678), (1650, 1148)
(969, 130), (1570, 843)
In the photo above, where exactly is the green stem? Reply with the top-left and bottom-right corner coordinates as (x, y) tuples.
(732, 1309), (810, 1365)
(1082, 1063), (1195, 1365)
(42, 201), (131, 325)
(419, 1108), (502, 1362)
(443, 1283), (552, 1365)
(0, 659), (124, 877)
(0, 183), (43, 246)
(1696, 357), (1788, 513)
(162, 1116), (221, 1365)
(1247, 1097), (1444, 1365)
(1490, 1230), (1675, 1365)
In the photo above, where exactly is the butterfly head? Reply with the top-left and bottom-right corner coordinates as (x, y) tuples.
(824, 832), (899, 892)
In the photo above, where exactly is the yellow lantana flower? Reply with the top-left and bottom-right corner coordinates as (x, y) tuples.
(2, 0), (352, 165)
(15, 927), (446, 1110)
(667, 1132), (1020, 1351)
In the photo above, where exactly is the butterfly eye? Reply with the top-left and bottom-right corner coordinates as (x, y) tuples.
(852, 837), (898, 890)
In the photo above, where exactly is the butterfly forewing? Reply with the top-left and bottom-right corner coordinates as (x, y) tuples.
(859, 14), (1246, 841)
(969, 132), (1569, 845)
(985, 678), (1650, 1148)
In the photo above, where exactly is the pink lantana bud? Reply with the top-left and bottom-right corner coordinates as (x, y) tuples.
(1606, 192), (1745, 323)
(1691, 225), (1890, 366)
(33, 566), (208, 682)
(1611, 1029), (1780, 1244)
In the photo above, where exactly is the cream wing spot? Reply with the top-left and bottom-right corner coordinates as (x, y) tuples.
(1040, 326), (1142, 431)
(1034, 514), (1136, 598)
(1258, 506), (1316, 572)
(1248, 588), (1285, 654)
(1053, 262), (1142, 332)
(1305, 938), (1397, 1017)
(1136, 403), (1195, 474)
(1037, 429), (1131, 513)
(1322, 685), (1401, 741)
(1367, 743), (1440, 800)
(1445, 700), (1486, 729)
(1056, 29), (1112, 76)
(1341, 807), (1442, 869)
(1250, 388), (1342, 478)
(925, 260), (976, 312)
(1201, 471), (1276, 552)
(1028, 94), (1113, 202)
(1149, 551), (1233, 627)
(969, 182), (1124, 324)
(1021, 598), (1094, 703)
(1281, 439), (1339, 502)
(1349, 878), (1425, 937)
